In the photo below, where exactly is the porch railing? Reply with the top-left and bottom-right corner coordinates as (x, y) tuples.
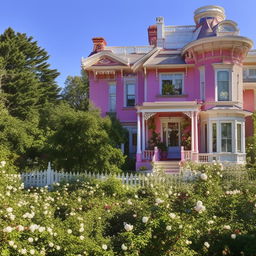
(143, 150), (154, 161)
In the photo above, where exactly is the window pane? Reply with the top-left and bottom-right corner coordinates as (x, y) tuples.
(132, 133), (137, 146)
(237, 123), (242, 152)
(221, 123), (232, 152)
(249, 69), (256, 77)
(217, 70), (229, 101)
(161, 74), (183, 95)
(109, 84), (116, 112)
(126, 83), (135, 106)
(212, 123), (217, 152)
(127, 84), (135, 95)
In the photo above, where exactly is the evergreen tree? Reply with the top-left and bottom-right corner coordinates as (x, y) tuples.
(0, 28), (60, 119)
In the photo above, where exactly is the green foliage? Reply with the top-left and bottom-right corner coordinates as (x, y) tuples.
(0, 28), (60, 120)
(62, 71), (89, 111)
(44, 103), (125, 173)
(1, 163), (256, 255)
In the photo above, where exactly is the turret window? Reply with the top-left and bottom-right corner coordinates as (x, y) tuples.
(216, 69), (231, 101)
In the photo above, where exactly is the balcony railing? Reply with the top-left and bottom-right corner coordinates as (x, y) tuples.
(105, 46), (154, 55)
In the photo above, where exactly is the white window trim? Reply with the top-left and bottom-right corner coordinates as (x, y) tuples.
(244, 67), (256, 78)
(199, 66), (205, 101)
(159, 72), (184, 96)
(236, 121), (242, 153)
(215, 68), (232, 102)
(220, 121), (233, 153)
(124, 77), (136, 107)
(108, 82), (116, 112)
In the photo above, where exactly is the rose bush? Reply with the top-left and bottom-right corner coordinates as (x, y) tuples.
(0, 162), (256, 255)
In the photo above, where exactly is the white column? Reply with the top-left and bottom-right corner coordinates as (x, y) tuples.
(195, 112), (198, 153)
(242, 121), (246, 153)
(234, 120), (238, 153)
(137, 112), (141, 154)
(142, 113), (145, 152)
(191, 111), (195, 152)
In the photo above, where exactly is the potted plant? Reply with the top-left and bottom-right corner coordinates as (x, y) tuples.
(157, 142), (168, 160)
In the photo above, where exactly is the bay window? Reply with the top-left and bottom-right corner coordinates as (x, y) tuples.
(221, 123), (232, 152)
(160, 73), (183, 95)
(237, 123), (242, 153)
(212, 123), (217, 152)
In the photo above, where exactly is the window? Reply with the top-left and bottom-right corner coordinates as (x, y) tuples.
(160, 73), (183, 95)
(221, 123), (232, 152)
(237, 123), (242, 153)
(132, 133), (137, 146)
(248, 68), (256, 78)
(212, 123), (217, 153)
(109, 83), (116, 112)
(217, 70), (230, 101)
(204, 124), (207, 152)
(199, 67), (205, 100)
(125, 82), (135, 107)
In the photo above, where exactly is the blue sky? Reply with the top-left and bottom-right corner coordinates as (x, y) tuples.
(1, 0), (256, 88)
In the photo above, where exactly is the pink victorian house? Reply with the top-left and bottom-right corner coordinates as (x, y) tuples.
(83, 6), (256, 171)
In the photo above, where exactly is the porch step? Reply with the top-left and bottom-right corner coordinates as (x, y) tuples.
(153, 161), (180, 173)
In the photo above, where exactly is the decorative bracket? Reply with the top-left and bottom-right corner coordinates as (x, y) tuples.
(144, 112), (156, 121)
(183, 111), (192, 119)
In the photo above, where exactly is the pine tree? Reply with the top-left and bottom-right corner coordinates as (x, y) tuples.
(0, 28), (60, 119)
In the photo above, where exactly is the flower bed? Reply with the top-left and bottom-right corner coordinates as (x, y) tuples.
(0, 162), (256, 255)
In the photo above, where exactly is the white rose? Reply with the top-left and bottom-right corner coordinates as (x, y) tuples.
(231, 234), (236, 239)
(121, 244), (128, 251)
(6, 207), (13, 213)
(223, 225), (231, 230)
(142, 216), (149, 223)
(80, 235), (84, 240)
(204, 242), (210, 248)
(169, 213), (176, 219)
(102, 244), (108, 250)
(28, 237), (34, 243)
(30, 249), (35, 255)
(155, 198), (164, 204)
(0, 160), (6, 167)
(3, 226), (13, 233)
(67, 229), (72, 234)
(200, 173), (208, 181)
(124, 223), (133, 232)
(8, 241), (15, 247)
(20, 249), (27, 254)
(166, 225), (172, 231)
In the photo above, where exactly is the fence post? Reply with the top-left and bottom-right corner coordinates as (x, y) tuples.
(46, 162), (53, 186)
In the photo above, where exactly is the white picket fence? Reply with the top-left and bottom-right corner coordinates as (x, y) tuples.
(21, 163), (183, 188)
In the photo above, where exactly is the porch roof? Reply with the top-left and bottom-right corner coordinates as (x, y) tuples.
(202, 105), (253, 117)
(136, 101), (201, 112)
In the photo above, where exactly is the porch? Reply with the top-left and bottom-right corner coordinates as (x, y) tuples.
(135, 101), (201, 171)
(135, 101), (248, 171)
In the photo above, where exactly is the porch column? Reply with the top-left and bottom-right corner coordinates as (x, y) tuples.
(142, 112), (145, 152)
(136, 112), (142, 162)
(191, 111), (195, 153)
(194, 112), (199, 154)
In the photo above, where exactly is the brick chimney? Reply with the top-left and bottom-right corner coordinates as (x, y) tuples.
(148, 25), (157, 46)
(92, 37), (107, 53)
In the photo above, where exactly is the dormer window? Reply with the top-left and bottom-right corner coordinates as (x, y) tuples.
(160, 73), (184, 96)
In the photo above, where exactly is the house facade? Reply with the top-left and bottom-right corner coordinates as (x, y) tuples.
(82, 5), (256, 171)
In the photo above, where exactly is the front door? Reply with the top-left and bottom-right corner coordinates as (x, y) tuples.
(162, 122), (181, 159)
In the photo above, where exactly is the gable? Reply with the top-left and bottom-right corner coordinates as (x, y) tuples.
(92, 56), (126, 66)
